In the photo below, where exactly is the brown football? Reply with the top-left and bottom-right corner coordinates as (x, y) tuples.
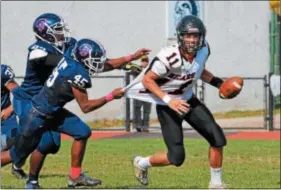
(219, 77), (244, 99)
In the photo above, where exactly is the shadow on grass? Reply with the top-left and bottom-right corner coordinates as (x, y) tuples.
(40, 173), (66, 179)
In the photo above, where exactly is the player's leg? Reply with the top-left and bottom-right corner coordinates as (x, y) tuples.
(133, 99), (143, 132)
(132, 104), (184, 185)
(1, 134), (15, 151)
(1, 112), (28, 179)
(26, 131), (61, 188)
(1, 113), (18, 151)
(142, 101), (151, 132)
(2, 104), (46, 168)
(53, 109), (101, 187)
(184, 96), (227, 188)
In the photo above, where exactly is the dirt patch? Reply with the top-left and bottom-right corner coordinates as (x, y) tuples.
(227, 131), (280, 140)
(61, 131), (131, 140)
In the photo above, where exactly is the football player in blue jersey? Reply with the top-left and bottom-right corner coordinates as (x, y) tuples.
(6, 13), (75, 188)
(16, 12), (149, 189)
(1, 64), (28, 179)
(1, 12), (150, 188)
(1, 38), (126, 188)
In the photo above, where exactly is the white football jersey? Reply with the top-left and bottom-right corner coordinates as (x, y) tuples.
(125, 41), (210, 105)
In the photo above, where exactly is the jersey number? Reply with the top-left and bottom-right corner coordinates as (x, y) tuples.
(5, 67), (15, 79)
(46, 58), (67, 87)
(73, 75), (88, 89)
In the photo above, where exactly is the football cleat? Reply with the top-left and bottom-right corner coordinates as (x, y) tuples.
(68, 173), (102, 187)
(25, 180), (42, 189)
(11, 165), (27, 179)
(132, 156), (149, 185)
(208, 182), (228, 189)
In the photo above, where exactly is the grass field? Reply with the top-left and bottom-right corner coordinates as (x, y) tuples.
(1, 138), (280, 189)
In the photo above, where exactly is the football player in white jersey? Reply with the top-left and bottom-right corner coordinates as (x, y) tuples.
(126, 15), (228, 189)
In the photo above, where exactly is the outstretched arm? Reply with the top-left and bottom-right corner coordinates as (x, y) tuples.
(102, 48), (151, 72)
(72, 87), (124, 113)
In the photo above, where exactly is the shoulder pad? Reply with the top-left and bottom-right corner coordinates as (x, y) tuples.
(157, 45), (181, 68)
(197, 40), (210, 57)
(67, 37), (77, 46)
(29, 49), (48, 60)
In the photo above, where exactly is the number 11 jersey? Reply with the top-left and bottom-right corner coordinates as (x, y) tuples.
(125, 41), (210, 105)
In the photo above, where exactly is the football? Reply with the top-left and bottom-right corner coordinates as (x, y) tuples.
(219, 77), (244, 99)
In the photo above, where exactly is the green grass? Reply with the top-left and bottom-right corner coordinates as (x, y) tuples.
(1, 139), (280, 189)
(213, 108), (280, 119)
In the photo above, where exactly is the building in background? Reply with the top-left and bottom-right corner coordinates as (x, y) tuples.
(1, 1), (271, 121)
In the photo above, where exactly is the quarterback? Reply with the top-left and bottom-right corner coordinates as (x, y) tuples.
(125, 15), (239, 189)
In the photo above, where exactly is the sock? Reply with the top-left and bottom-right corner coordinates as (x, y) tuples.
(210, 167), (222, 185)
(137, 156), (151, 170)
(28, 174), (38, 182)
(70, 167), (82, 179)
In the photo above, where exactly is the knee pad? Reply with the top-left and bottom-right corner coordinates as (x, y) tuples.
(38, 132), (61, 155)
(37, 140), (60, 155)
(74, 127), (91, 140)
(168, 144), (185, 167)
(211, 133), (227, 147)
(11, 134), (40, 165)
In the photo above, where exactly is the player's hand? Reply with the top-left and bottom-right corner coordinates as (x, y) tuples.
(1, 106), (13, 120)
(132, 48), (151, 61)
(112, 88), (125, 99)
(168, 99), (190, 115)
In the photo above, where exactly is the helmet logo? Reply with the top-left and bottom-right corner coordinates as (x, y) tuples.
(78, 44), (92, 57)
(188, 28), (199, 33)
(36, 18), (47, 32)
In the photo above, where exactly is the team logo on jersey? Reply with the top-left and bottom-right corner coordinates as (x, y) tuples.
(36, 18), (47, 32)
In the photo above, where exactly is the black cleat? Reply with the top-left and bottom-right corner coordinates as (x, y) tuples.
(11, 165), (27, 179)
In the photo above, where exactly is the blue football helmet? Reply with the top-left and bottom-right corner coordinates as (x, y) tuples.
(72, 39), (107, 75)
(33, 13), (70, 47)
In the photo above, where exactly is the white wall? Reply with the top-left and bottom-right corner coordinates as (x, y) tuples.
(1, 1), (271, 121)
(203, 1), (270, 112)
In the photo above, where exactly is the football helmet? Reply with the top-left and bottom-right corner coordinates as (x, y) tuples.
(176, 15), (206, 53)
(72, 39), (107, 75)
(33, 13), (70, 47)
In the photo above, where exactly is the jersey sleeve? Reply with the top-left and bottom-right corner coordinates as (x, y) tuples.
(2, 65), (15, 86)
(205, 41), (211, 57)
(148, 57), (169, 77)
(28, 43), (49, 61)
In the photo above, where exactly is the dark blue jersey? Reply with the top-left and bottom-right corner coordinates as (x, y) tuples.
(64, 44), (74, 58)
(32, 56), (91, 115)
(1, 64), (15, 110)
(14, 38), (76, 100)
